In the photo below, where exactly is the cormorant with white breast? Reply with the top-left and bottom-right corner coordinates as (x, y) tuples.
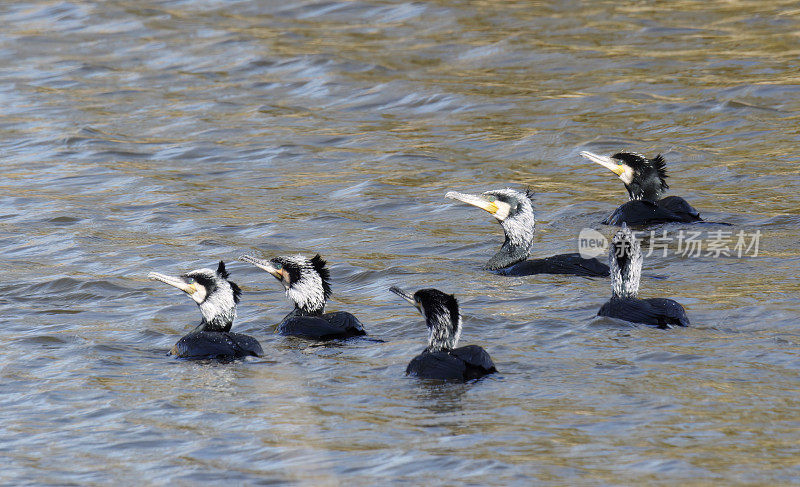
(389, 286), (496, 381)
(238, 253), (366, 340)
(445, 188), (609, 277)
(148, 261), (263, 360)
(580, 151), (704, 226)
(598, 224), (690, 328)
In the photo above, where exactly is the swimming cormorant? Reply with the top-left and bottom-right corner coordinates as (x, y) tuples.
(389, 286), (496, 381)
(598, 224), (690, 328)
(446, 188), (609, 277)
(238, 253), (366, 340)
(580, 151), (703, 226)
(148, 261), (263, 360)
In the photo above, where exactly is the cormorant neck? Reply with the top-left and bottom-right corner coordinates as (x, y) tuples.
(195, 310), (235, 332)
(611, 272), (640, 299)
(609, 233), (642, 299)
(196, 289), (237, 332)
(292, 303), (324, 317)
(485, 214), (534, 270)
(485, 237), (531, 270)
(625, 181), (664, 202)
(425, 311), (462, 352)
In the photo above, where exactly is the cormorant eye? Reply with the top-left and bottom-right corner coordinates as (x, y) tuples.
(486, 195), (496, 202)
(185, 277), (195, 284)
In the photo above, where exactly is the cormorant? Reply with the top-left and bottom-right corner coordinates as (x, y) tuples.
(445, 188), (609, 277)
(598, 224), (690, 328)
(238, 253), (366, 340)
(580, 151), (704, 226)
(148, 261), (263, 360)
(389, 286), (496, 381)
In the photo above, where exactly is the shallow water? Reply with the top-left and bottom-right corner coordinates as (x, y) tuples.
(1, 1), (799, 485)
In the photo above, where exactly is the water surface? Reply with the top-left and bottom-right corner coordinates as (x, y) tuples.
(1, 1), (799, 485)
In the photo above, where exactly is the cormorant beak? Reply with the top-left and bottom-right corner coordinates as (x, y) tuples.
(446, 191), (511, 221)
(580, 151), (627, 177)
(390, 286), (423, 314)
(148, 272), (198, 296)
(238, 255), (284, 281)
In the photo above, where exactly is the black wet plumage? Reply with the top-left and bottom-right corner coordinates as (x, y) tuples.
(406, 345), (496, 381)
(603, 196), (702, 226)
(496, 252), (611, 277)
(171, 331), (263, 360)
(278, 309), (366, 340)
(598, 297), (690, 329)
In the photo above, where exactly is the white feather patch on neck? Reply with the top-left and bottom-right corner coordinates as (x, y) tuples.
(198, 279), (237, 327)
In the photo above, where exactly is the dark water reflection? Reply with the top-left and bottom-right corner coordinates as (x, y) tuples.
(1, 0), (799, 484)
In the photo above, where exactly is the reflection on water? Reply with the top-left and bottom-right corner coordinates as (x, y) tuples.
(414, 382), (470, 414)
(1, 0), (799, 485)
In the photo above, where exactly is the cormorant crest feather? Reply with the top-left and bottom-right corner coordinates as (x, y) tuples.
(525, 187), (535, 205)
(216, 260), (230, 279)
(650, 154), (670, 191)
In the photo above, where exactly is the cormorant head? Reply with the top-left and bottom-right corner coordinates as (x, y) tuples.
(390, 286), (462, 352)
(149, 261), (241, 332)
(608, 223), (642, 298)
(239, 253), (331, 315)
(446, 188), (535, 270)
(581, 151), (669, 202)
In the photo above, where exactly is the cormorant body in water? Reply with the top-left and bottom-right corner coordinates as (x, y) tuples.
(581, 151), (704, 226)
(239, 254), (366, 340)
(598, 224), (690, 328)
(390, 286), (496, 381)
(446, 188), (609, 277)
(149, 261), (263, 360)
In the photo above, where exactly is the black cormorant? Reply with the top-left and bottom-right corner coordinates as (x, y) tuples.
(580, 151), (704, 226)
(446, 188), (609, 277)
(598, 224), (690, 328)
(239, 253), (366, 340)
(148, 261), (263, 360)
(389, 286), (496, 381)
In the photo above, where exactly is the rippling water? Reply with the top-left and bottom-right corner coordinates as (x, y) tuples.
(2, 1), (799, 485)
